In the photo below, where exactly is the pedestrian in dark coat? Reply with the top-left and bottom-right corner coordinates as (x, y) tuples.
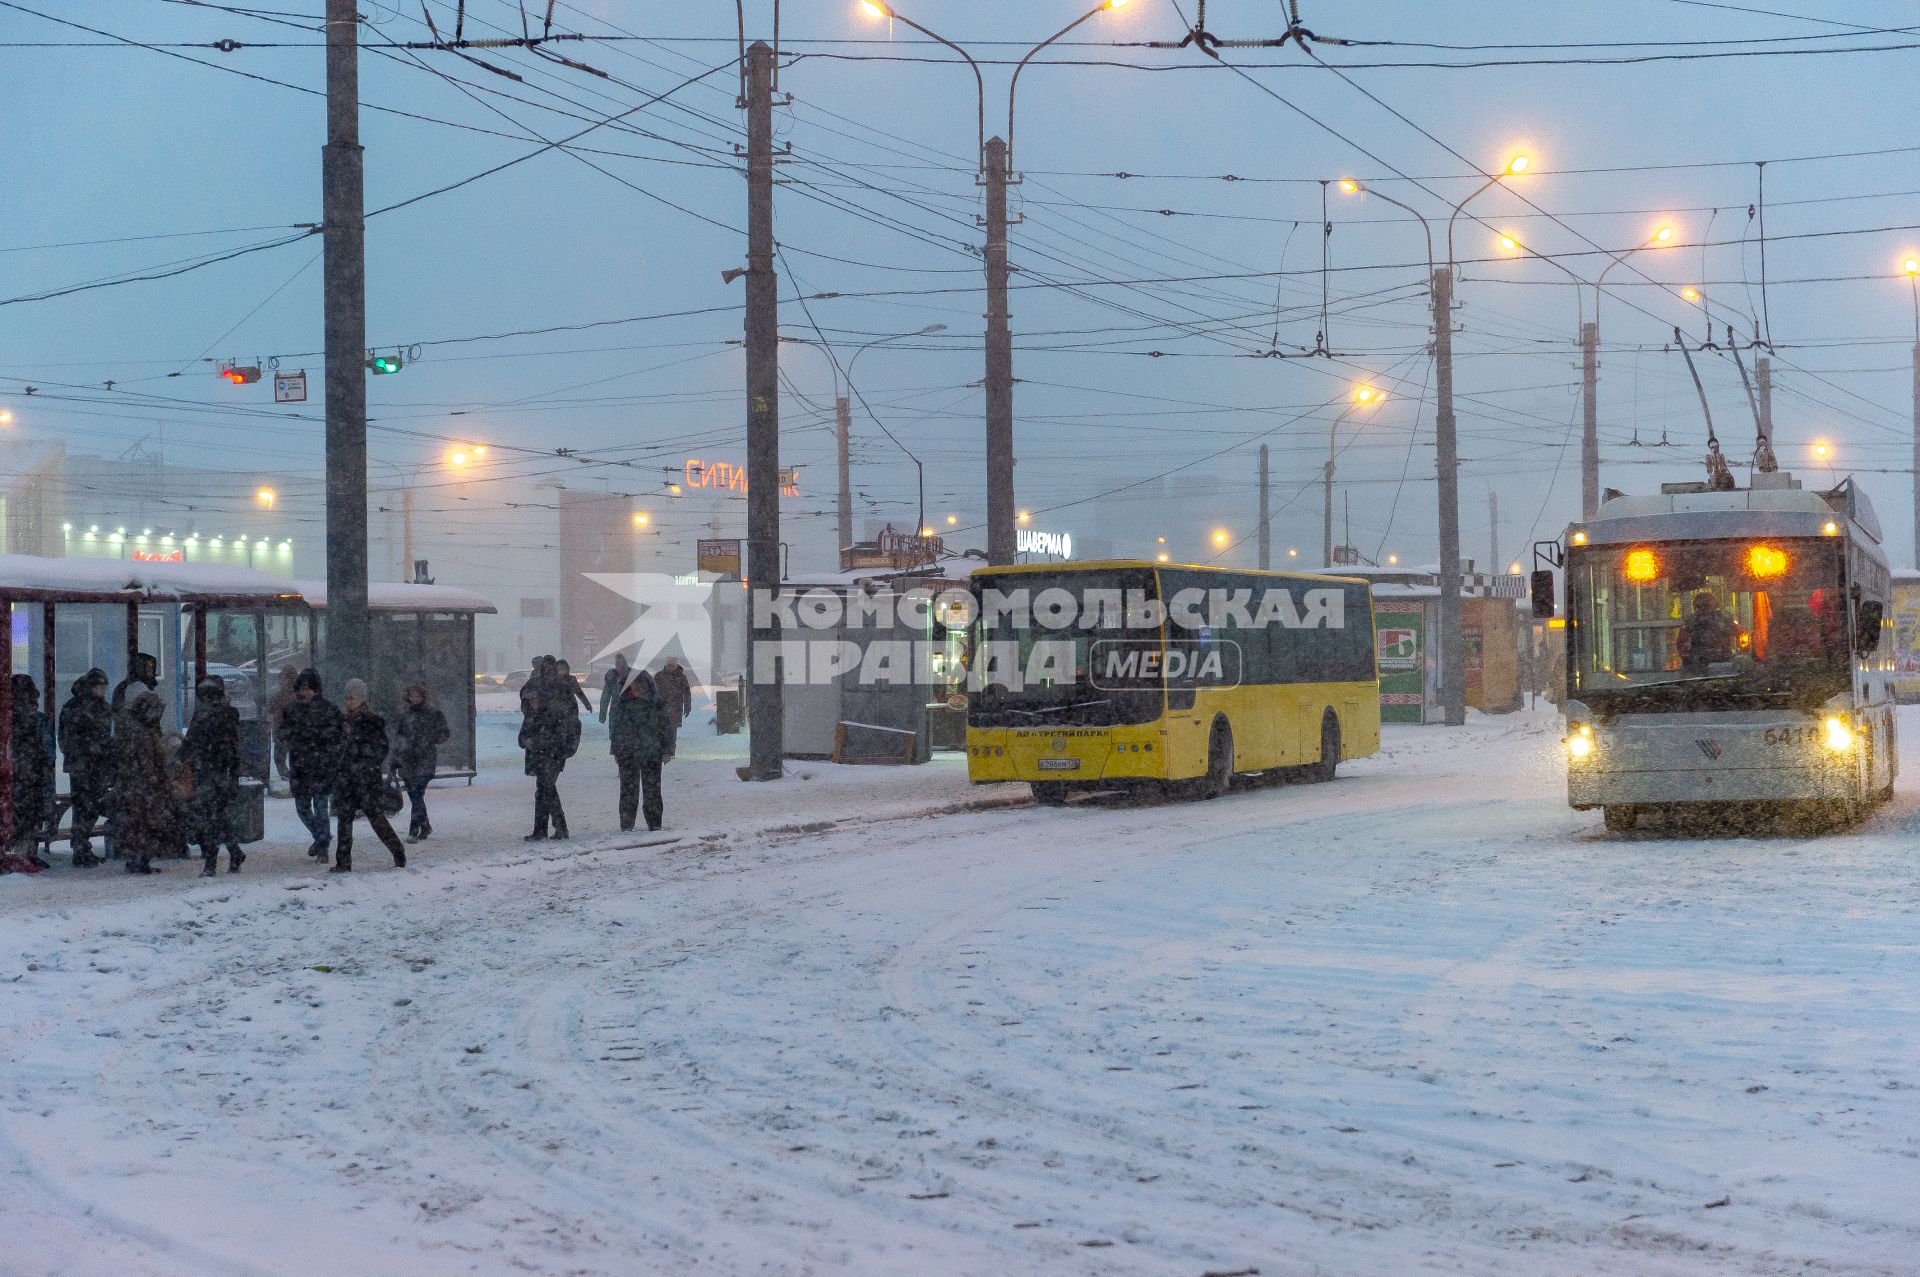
(183, 677), (245, 875)
(654, 658), (693, 761)
(266, 665), (299, 792)
(392, 682), (449, 841)
(8, 675), (55, 869)
(110, 652), (159, 710)
(597, 654), (630, 724)
(330, 679), (406, 872)
(283, 667), (342, 859)
(555, 658), (594, 713)
(519, 661), (578, 840)
(608, 669), (670, 832)
(58, 668), (114, 867)
(114, 690), (171, 875)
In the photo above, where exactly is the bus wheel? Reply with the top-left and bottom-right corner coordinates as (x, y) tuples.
(1202, 722), (1234, 799)
(1602, 805), (1637, 833)
(1309, 713), (1341, 783)
(1031, 781), (1070, 806)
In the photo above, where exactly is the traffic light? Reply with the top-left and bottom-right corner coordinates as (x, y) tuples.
(221, 365), (262, 385)
(367, 353), (403, 375)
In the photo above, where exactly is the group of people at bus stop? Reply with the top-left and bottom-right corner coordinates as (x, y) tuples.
(1, 651), (693, 878)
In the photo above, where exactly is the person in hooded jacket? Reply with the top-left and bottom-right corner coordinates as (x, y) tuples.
(114, 689), (171, 874)
(555, 658), (594, 714)
(392, 682), (449, 841)
(597, 654), (630, 724)
(183, 677), (245, 875)
(518, 659), (577, 840)
(58, 669), (115, 866)
(654, 657), (693, 761)
(330, 679), (406, 872)
(7, 675), (56, 870)
(608, 667), (670, 832)
(283, 668), (342, 859)
(111, 652), (159, 711)
(266, 665), (299, 794)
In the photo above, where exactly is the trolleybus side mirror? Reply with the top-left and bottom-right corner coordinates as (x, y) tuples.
(1854, 600), (1884, 654)
(1530, 570), (1556, 619)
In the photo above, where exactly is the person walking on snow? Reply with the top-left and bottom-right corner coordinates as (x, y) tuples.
(329, 679), (406, 872)
(654, 656), (692, 761)
(609, 666), (670, 832)
(519, 658), (578, 841)
(183, 677), (245, 875)
(597, 653), (630, 725)
(266, 665), (299, 794)
(283, 668), (342, 860)
(392, 681), (448, 842)
(114, 690), (172, 875)
(57, 669), (114, 867)
(555, 658), (594, 713)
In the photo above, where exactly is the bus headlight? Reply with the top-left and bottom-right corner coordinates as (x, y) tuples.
(1566, 721), (1594, 759)
(1823, 716), (1854, 752)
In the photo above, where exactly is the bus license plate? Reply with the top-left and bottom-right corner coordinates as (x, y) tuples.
(1036, 758), (1080, 771)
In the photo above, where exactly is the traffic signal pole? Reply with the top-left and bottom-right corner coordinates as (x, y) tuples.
(743, 41), (784, 781)
(322, 0), (370, 690)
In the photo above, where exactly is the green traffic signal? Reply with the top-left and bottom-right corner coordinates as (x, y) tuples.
(367, 354), (403, 375)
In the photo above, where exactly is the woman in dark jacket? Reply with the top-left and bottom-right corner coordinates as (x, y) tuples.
(183, 677), (244, 875)
(7, 675), (55, 870)
(330, 679), (406, 872)
(58, 669), (114, 866)
(608, 669), (670, 832)
(393, 682), (449, 841)
(114, 690), (172, 875)
(519, 660), (577, 841)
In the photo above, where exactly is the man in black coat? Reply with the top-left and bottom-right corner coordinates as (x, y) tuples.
(110, 652), (159, 710)
(596, 653), (630, 725)
(331, 679), (406, 872)
(58, 668), (114, 867)
(609, 668), (670, 832)
(184, 677), (245, 875)
(654, 657), (693, 761)
(392, 682), (449, 841)
(519, 659), (578, 840)
(283, 667), (343, 859)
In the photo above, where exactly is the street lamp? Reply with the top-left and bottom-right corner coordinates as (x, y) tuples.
(255, 487), (276, 509)
(860, 0), (1128, 565)
(375, 445), (482, 583)
(1902, 256), (1920, 341)
(1324, 385), (1386, 567)
(841, 322), (947, 548)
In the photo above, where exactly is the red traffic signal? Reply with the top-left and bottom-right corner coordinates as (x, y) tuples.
(221, 365), (262, 385)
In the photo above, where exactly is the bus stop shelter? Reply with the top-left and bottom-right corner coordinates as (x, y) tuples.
(1, 553), (309, 851)
(294, 581), (496, 779)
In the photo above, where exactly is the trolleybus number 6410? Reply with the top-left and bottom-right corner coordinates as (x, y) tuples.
(1762, 727), (1821, 746)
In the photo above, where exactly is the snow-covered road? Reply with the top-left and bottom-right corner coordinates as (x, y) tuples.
(5, 709), (1918, 1276)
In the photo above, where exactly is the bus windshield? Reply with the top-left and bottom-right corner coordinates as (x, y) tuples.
(1568, 537), (1848, 710)
(967, 568), (1164, 728)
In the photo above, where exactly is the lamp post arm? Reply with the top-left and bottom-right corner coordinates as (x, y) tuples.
(1007, 4), (1107, 173)
(1359, 187), (1433, 277)
(1445, 173), (1504, 264)
(878, 7), (984, 164)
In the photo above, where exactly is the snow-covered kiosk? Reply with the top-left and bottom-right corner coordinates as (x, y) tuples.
(0, 553), (310, 849)
(293, 581), (496, 780)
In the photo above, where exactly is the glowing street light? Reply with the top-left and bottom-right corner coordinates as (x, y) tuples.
(946, 514), (959, 525)
(255, 487), (276, 508)
(1902, 256), (1920, 342)
(1325, 383), (1387, 566)
(1017, 510), (1032, 524)
(631, 512), (651, 528)
(0, 409), (12, 425)
(1211, 528), (1230, 547)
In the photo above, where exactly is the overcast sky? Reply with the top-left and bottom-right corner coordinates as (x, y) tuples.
(7, 0), (1920, 572)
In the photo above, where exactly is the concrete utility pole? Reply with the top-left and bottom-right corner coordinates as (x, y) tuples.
(834, 392), (853, 564)
(1432, 265), (1467, 727)
(1580, 321), (1600, 518)
(983, 136), (1016, 566)
(322, 0), (369, 690)
(1257, 444), (1271, 570)
(1488, 489), (1500, 573)
(1912, 340), (1920, 567)
(743, 41), (783, 781)
(1755, 356), (1774, 460)
(401, 487), (414, 584)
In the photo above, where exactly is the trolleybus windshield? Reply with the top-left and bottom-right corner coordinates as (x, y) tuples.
(1568, 537), (1848, 710)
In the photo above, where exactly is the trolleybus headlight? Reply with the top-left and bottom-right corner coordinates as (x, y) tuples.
(1823, 716), (1854, 752)
(1566, 721), (1594, 759)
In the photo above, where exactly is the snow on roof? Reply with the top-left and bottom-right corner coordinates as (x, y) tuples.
(0, 552), (305, 601)
(293, 581), (498, 614)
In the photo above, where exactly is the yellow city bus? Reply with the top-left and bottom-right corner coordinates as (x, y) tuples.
(964, 561), (1381, 803)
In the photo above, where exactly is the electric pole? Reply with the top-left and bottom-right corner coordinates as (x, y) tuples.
(1432, 265), (1467, 727)
(743, 41), (783, 781)
(835, 392), (853, 566)
(1755, 355), (1774, 463)
(322, 0), (369, 690)
(1580, 321), (1600, 518)
(1912, 340), (1920, 566)
(983, 136), (1015, 566)
(1489, 488), (1502, 574)
(1257, 443), (1271, 570)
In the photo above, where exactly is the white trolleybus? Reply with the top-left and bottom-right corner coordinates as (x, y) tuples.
(1534, 473), (1894, 831)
